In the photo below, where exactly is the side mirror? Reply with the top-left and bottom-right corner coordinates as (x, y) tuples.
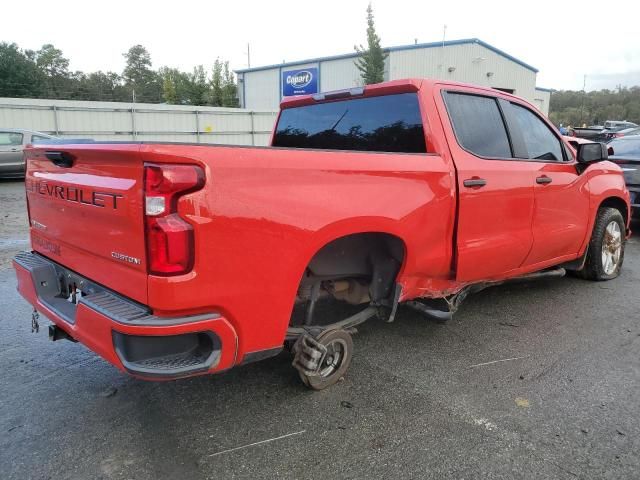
(577, 142), (608, 164)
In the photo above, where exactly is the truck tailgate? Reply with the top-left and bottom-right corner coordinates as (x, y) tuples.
(24, 144), (147, 304)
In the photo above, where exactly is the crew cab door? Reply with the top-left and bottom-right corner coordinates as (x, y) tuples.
(439, 89), (540, 282)
(503, 102), (590, 266)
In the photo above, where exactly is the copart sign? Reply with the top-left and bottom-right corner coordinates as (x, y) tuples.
(282, 68), (318, 96)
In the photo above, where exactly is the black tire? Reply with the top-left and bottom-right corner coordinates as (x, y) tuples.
(581, 207), (625, 281)
(299, 329), (353, 390)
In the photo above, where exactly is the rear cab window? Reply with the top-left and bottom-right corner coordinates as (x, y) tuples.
(273, 93), (427, 153)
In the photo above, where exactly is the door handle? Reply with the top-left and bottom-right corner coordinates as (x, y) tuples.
(463, 178), (487, 188)
(45, 151), (75, 168)
(536, 176), (552, 185)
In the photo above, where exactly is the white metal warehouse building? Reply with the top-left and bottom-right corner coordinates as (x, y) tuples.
(236, 38), (552, 115)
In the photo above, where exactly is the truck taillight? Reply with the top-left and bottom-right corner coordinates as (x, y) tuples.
(144, 163), (204, 276)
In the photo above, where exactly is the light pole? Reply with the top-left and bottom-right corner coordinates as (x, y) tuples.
(579, 74), (587, 126)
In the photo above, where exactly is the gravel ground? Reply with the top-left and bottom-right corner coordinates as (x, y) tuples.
(0, 179), (639, 480)
(0, 180), (30, 268)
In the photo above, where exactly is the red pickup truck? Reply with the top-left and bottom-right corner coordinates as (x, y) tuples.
(13, 79), (631, 390)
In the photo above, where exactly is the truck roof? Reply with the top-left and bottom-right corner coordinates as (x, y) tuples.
(279, 78), (524, 109)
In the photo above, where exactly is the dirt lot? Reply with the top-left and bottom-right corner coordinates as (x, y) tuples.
(0, 179), (639, 479)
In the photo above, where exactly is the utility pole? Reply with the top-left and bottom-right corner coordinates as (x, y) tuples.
(579, 74), (587, 126)
(439, 25), (447, 71)
(131, 89), (137, 140)
(247, 43), (251, 69)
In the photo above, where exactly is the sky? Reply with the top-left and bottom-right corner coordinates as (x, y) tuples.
(3, 0), (639, 91)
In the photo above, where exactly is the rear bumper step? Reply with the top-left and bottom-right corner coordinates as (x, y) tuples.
(13, 251), (237, 380)
(113, 331), (221, 378)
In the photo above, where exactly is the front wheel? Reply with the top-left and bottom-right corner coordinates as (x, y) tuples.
(581, 207), (626, 281)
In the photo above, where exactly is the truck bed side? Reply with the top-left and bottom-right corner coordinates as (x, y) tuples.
(139, 143), (456, 357)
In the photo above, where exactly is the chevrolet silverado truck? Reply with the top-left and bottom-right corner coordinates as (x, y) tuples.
(13, 79), (631, 390)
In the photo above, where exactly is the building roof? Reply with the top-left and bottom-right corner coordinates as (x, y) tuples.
(235, 38), (538, 74)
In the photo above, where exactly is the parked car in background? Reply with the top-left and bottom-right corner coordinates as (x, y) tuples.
(0, 129), (56, 178)
(568, 126), (603, 140)
(593, 122), (639, 142)
(569, 121), (639, 141)
(608, 135), (640, 214)
(599, 127), (640, 143)
(604, 121), (638, 131)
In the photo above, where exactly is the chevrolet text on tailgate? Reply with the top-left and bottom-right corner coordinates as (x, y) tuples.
(13, 79), (631, 390)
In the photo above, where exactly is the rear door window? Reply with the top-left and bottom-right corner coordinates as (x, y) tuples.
(0, 132), (24, 146)
(273, 93), (427, 153)
(443, 92), (512, 158)
(510, 104), (564, 161)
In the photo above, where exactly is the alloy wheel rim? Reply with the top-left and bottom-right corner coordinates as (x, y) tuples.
(601, 221), (622, 275)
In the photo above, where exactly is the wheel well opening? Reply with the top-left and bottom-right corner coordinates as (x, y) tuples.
(600, 197), (628, 225)
(291, 233), (406, 327)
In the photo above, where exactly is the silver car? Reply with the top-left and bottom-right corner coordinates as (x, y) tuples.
(0, 129), (56, 178)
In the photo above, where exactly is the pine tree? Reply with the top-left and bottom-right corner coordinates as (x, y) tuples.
(122, 45), (162, 102)
(160, 67), (178, 104)
(221, 61), (239, 107)
(210, 59), (223, 106)
(354, 3), (388, 85)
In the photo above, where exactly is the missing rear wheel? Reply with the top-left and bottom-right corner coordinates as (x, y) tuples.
(297, 329), (353, 390)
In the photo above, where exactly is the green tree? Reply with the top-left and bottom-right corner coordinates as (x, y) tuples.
(123, 45), (152, 87)
(354, 3), (388, 85)
(160, 67), (179, 104)
(0, 42), (44, 97)
(32, 44), (72, 98)
(33, 44), (69, 77)
(210, 59), (224, 106)
(0, 41), (240, 106)
(75, 71), (127, 102)
(221, 61), (238, 107)
(185, 65), (209, 105)
(549, 87), (640, 126)
(122, 45), (162, 102)
(159, 67), (192, 104)
(160, 66), (212, 105)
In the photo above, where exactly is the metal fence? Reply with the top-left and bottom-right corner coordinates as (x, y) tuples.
(0, 97), (279, 146)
